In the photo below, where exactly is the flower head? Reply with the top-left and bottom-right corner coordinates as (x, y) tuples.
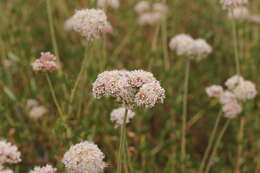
(222, 101), (242, 118)
(233, 80), (257, 101)
(219, 91), (237, 105)
(97, 0), (120, 9)
(110, 107), (135, 128)
(0, 166), (13, 173)
(248, 15), (260, 24)
(220, 0), (248, 9)
(228, 7), (249, 20)
(29, 106), (48, 119)
(134, 1), (150, 14)
(191, 39), (213, 60)
(62, 141), (106, 173)
(26, 99), (39, 110)
(225, 75), (244, 90)
(32, 52), (59, 72)
(69, 9), (109, 40)
(0, 140), (21, 164)
(92, 70), (165, 108)
(169, 34), (195, 57)
(29, 165), (56, 173)
(135, 81), (165, 108)
(206, 85), (224, 98)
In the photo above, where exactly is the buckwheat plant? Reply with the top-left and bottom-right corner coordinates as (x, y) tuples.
(62, 141), (106, 173)
(93, 69), (165, 173)
(200, 75), (257, 173)
(169, 34), (212, 171)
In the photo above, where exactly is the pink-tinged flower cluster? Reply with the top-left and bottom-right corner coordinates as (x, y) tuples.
(206, 75), (257, 118)
(220, 0), (248, 9)
(67, 9), (110, 41)
(32, 52), (59, 72)
(228, 7), (249, 20)
(26, 99), (48, 119)
(248, 15), (260, 24)
(0, 140), (21, 164)
(92, 70), (165, 108)
(110, 107), (135, 128)
(169, 34), (212, 60)
(29, 165), (56, 173)
(135, 1), (168, 26)
(62, 141), (106, 173)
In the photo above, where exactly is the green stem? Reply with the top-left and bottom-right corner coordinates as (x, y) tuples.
(235, 117), (245, 173)
(117, 109), (128, 173)
(198, 111), (222, 173)
(204, 119), (231, 173)
(231, 13), (240, 75)
(162, 17), (169, 70)
(181, 59), (191, 171)
(46, 0), (61, 70)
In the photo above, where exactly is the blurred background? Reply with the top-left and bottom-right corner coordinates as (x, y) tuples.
(0, 0), (260, 173)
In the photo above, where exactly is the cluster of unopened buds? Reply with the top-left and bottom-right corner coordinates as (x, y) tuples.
(32, 52), (59, 72)
(134, 1), (168, 26)
(206, 75), (257, 118)
(92, 70), (165, 108)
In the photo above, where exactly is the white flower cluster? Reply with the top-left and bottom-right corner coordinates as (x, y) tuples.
(62, 141), (106, 173)
(169, 34), (212, 60)
(29, 165), (56, 173)
(110, 107), (135, 128)
(92, 70), (165, 108)
(220, 0), (248, 9)
(0, 166), (13, 173)
(135, 1), (168, 26)
(97, 0), (120, 9)
(228, 7), (249, 20)
(32, 52), (59, 72)
(248, 15), (260, 24)
(26, 99), (48, 119)
(0, 140), (21, 164)
(67, 9), (110, 41)
(206, 75), (257, 118)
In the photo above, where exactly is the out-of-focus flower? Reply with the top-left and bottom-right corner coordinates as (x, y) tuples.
(225, 75), (244, 90)
(220, 0), (248, 9)
(32, 52), (59, 72)
(228, 7), (249, 20)
(191, 39), (213, 60)
(26, 99), (39, 110)
(0, 140), (21, 164)
(206, 85), (224, 98)
(110, 107), (135, 128)
(0, 166), (13, 173)
(68, 9), (109, 41)
(97, 0), (120, 9)
(222, 101), (242, 118)
(169, 34), (195, 57)
(135, 81), (165, 108)
(92, 70), (165, 108)
(62, 141), (106, 173)
(29, 165), (56, 173)
(64, 17), (74, 32)
(135, 1), (168, 26)
(248, 15), (260, 24)
(29, 106), (48, 119)
(102, 22), (113, 34)
(233, 80), (257, 101)
(134, 1), (150, 14)
(2, 59), (13, 69)
(153, 2), (168, 16)
(219, 91), (237, 105)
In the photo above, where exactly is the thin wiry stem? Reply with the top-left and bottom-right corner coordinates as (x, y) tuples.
(46, 0), (61, 71)
(204, 119), (231, 173)
(198, 111), (222, 173)
(181, 59), (191, 172)
(231, 13), (240, 75)
(235, 117), (245, 173)
(162, 17), (169, 70)
(117, 109), (128, 173)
